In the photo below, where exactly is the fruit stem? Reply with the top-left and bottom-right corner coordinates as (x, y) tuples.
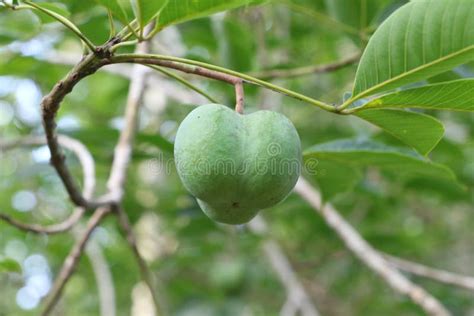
(235, 81), (245, 114)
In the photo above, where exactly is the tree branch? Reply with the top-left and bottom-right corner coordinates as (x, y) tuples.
(40, 53), (109, 209)
(294, 177), (451, 316)
(0, 135), (95, 234)
(105, 38), (150, 202)
(105, 29), (165, 314)
(249, 53), (360, 79)
(108, 54), (337, 112)
(146, 65), (220, 103)
(41, 206), (112, 316)
(383, 253), (474, 292)
(115, 205), (165, 315)
(249, 216), (320, 316)
(86, 240), (117, 316)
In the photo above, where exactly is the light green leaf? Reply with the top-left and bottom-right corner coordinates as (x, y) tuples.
(0, 258), (21, 274)
(304, 138), (456, 181)
(133, 0), (169, 28)
(356, 109), (444, 156)
(352, 0), (474, 100)
(32, 2), (70, 24)
(364, 79), (474, 112)
(95, 0), (129, 23)
(157, 0), (264, 30)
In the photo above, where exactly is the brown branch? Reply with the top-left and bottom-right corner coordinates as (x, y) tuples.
(86, 240), (117, 316)
(106, 29), (165, 314)
(0, 135), (95, 234)
(115, 205), (165, 315)
(383, 254), (474, 292)
(294, 177), (451, 316)
(41, 206), (112, 316)
(249, 216), (320, 316)
(39, 52), (209, 104)
(235, 80), (245, 114)
(0, 211), (84, 235)
(107, 57), (241, 85)
(250, 53), (361, 79)
(40, 53), (108, 209)
(105, 38), (150, 202)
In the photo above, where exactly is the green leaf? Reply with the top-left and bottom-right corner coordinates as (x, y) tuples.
(133, 0), (169, 28)
(0, 10), (41, 44)
(95, 0), (129, 23)
(352, 0), (474, 99)
(356, 109), (444, 156)
(0, 258), (22, 274)
(324, 0), (391, 43)
(364, 79), (474, 112)
(157, 0), (264, 30)
(305, 160), (362, 200)
(304, 138), (456, 181)
(32, 2), (70, 24)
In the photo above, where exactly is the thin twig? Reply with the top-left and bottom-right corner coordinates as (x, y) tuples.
(248, 216), (320, 316)
(106, 28), (150, 203)
(41, 206), (112, 316)
(115, 205), (164, 315)
(146, 65), (220, 103)
(294, 177), (451, 316)
(107, 54), (337, 112)
(0, 135), (95, 234)
(235, 80), (245, 114)
(106, 27), (165, 314)
(86, 240), (117, 316)
(37, 51), (210, 104)
(250, 53), (360, 79)
(383, 253), (474, 292)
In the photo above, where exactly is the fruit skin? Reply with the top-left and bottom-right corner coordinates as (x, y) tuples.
(174, 104), (301, 225)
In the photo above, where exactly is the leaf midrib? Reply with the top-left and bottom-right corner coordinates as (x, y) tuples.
(351, 44), (474, 102)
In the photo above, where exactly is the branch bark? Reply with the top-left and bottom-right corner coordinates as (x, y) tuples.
(0, 135), (95, 234)
(383, 253), (474, 292)
(86, 240), (117, 316)
(294, 177), (451, 316)
(41, 206), (112, 316)
(105, 30), (165, 315)
(115, 205), (165, 315)
(248, 216), (320, 316)
(249, 53), (360, 79)
(40, 53), (108, 209)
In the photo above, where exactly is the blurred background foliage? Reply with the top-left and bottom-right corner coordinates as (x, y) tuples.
(0, 0), (473, 315)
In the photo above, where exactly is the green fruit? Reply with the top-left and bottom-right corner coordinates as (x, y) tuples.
(174, 104), (302, 225)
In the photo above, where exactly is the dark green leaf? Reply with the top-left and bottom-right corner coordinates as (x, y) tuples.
(133, 0), (169, 28)
(304, 138), (457, 181)
(157, 0), (265, 30)
(364, 79), (474, 112)
(356, 109), (444, 155)
(353, 0), (474, 99)
(95, 0), (129, 23)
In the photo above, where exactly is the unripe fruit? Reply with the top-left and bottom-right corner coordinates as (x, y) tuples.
(174, 104), (301, 225)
